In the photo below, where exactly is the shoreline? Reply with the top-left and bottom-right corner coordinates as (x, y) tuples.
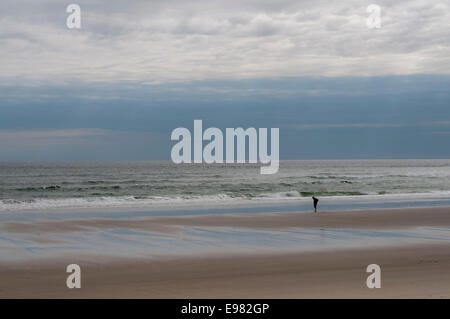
(3, 190), (450, 215)
(2, 206), (450, 232)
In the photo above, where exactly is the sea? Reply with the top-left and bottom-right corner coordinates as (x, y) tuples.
(1, 159), (450, 213)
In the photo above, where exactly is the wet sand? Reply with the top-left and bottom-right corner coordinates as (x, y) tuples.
(2, 206), (450, 234)
(1, 206), (450, 298)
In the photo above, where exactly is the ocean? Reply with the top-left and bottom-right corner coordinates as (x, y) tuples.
(1, 159), (450, 212)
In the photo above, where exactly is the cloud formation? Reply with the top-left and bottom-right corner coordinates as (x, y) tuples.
(0, 128), (166, 151)
(1, 0), (449, 84)
(0, 129), (109, 147)
(290, 121), (450, 130)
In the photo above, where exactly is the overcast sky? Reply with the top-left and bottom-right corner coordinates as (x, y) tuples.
(0, 0), (449, 160)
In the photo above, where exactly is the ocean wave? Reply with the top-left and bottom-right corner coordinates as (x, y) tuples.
(0, 194), (240, 212)
(2, 190), (450, 212)
(306, 173), (450, 179)
(300, 191), (367, 197)
(254, 191), (301, 198)
(15, 185), (62, 191)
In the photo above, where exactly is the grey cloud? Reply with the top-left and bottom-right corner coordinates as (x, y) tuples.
(0, 128), (108, 140)
(290, 121), (450, 130)
(0, 0), (449, 83)
(0, 128), (166, 148)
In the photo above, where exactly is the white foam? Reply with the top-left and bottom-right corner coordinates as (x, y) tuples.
(0, 194), (242, 212)
(2, 190), (450, 213)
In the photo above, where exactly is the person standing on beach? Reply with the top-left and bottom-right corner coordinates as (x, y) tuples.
(312, 196), (319, 213)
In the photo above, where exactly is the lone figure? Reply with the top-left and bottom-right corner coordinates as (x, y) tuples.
(312, 196), (319, 213)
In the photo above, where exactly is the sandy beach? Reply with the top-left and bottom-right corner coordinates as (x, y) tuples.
(1, 244), (450, 298)
(1, 206), (450, 298)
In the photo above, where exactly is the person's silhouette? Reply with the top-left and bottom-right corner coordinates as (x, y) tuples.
(312, 196), (319, 213)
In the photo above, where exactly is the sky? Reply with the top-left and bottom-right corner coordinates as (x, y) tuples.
(0, 0), (449, 161)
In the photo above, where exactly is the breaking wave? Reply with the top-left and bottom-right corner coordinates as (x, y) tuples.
(3, 190), (450, 212)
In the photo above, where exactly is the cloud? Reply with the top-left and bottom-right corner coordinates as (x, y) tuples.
(0, 128), (167, 151)
(0, 0), (449, 84)
(290, 121), (450, 130)
(291, 123), (407, 129)
(0, 129), (109, 145)
(0, 128), (169, 161)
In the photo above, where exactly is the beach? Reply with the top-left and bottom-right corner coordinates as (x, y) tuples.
(1, 206), (450, 298)
(2, 0), (450, 305)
